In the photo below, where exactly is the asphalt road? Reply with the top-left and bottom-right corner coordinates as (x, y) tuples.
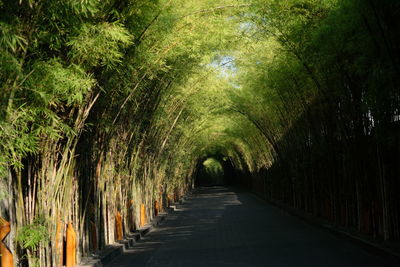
(107, 186), (398, 267)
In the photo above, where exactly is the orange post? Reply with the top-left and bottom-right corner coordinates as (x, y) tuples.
(55, 218), (63, 266)
(159, 192), (163, 212)
(128, 200), (135, 232)
(66, 223), (76, 267)
(90, 221), (98, 251)
(174, 190), (178, 203)
(115, 212), (123, 241)
(0, 217), (13, 267)
(140, 204), (146, 227)
(154, 201), (159, 217)
(167, 194), (173, 207)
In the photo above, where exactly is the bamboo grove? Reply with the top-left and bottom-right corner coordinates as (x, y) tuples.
(0, 0), (399, 266)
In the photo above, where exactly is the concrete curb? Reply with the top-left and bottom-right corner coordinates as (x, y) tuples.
(77, 213), (168, 267)
(76, 191), (192, 267)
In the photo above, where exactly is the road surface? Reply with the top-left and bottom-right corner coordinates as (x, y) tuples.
(107, 186), (397, 267)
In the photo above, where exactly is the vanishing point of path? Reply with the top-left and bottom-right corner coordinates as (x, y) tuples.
(107, 187), (397, 267)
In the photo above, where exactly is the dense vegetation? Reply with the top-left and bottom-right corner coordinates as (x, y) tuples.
(0, 0), (399, 265)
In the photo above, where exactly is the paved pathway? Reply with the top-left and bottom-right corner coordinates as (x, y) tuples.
(107, 186), (398, 267)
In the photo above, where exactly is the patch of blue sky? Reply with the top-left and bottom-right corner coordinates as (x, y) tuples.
(209, 55), (237, 77)
(207, 55), (241, 89)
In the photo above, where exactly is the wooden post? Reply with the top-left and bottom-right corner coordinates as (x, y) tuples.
(66, 223), (76, 267)
(167, 194), (173, 207)
(0, 217), (13, 267)
(154, 201), (159, 217)
(115, 212), (123, 241)
(140, 204), (146, 227)
(90, 221), (98, 251)
(55, 218), (63, 266)
(129, 200), (135, 232)
(159, 192), (163, 212)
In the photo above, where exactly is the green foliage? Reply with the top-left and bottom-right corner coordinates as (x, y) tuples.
(66, 0), (101, 16)
(0, 50), (21, 82)
(0, 21), (27, 52)
(16, 216), (49, 251)
(68, 22), (133, 68)
(26, 59), (96, 106)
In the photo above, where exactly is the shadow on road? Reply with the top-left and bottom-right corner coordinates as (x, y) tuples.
(107, 186), (398, 267)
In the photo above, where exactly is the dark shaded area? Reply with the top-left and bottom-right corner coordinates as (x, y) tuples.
(247, 104), (400, 244)
(194, 154), (240, 187)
